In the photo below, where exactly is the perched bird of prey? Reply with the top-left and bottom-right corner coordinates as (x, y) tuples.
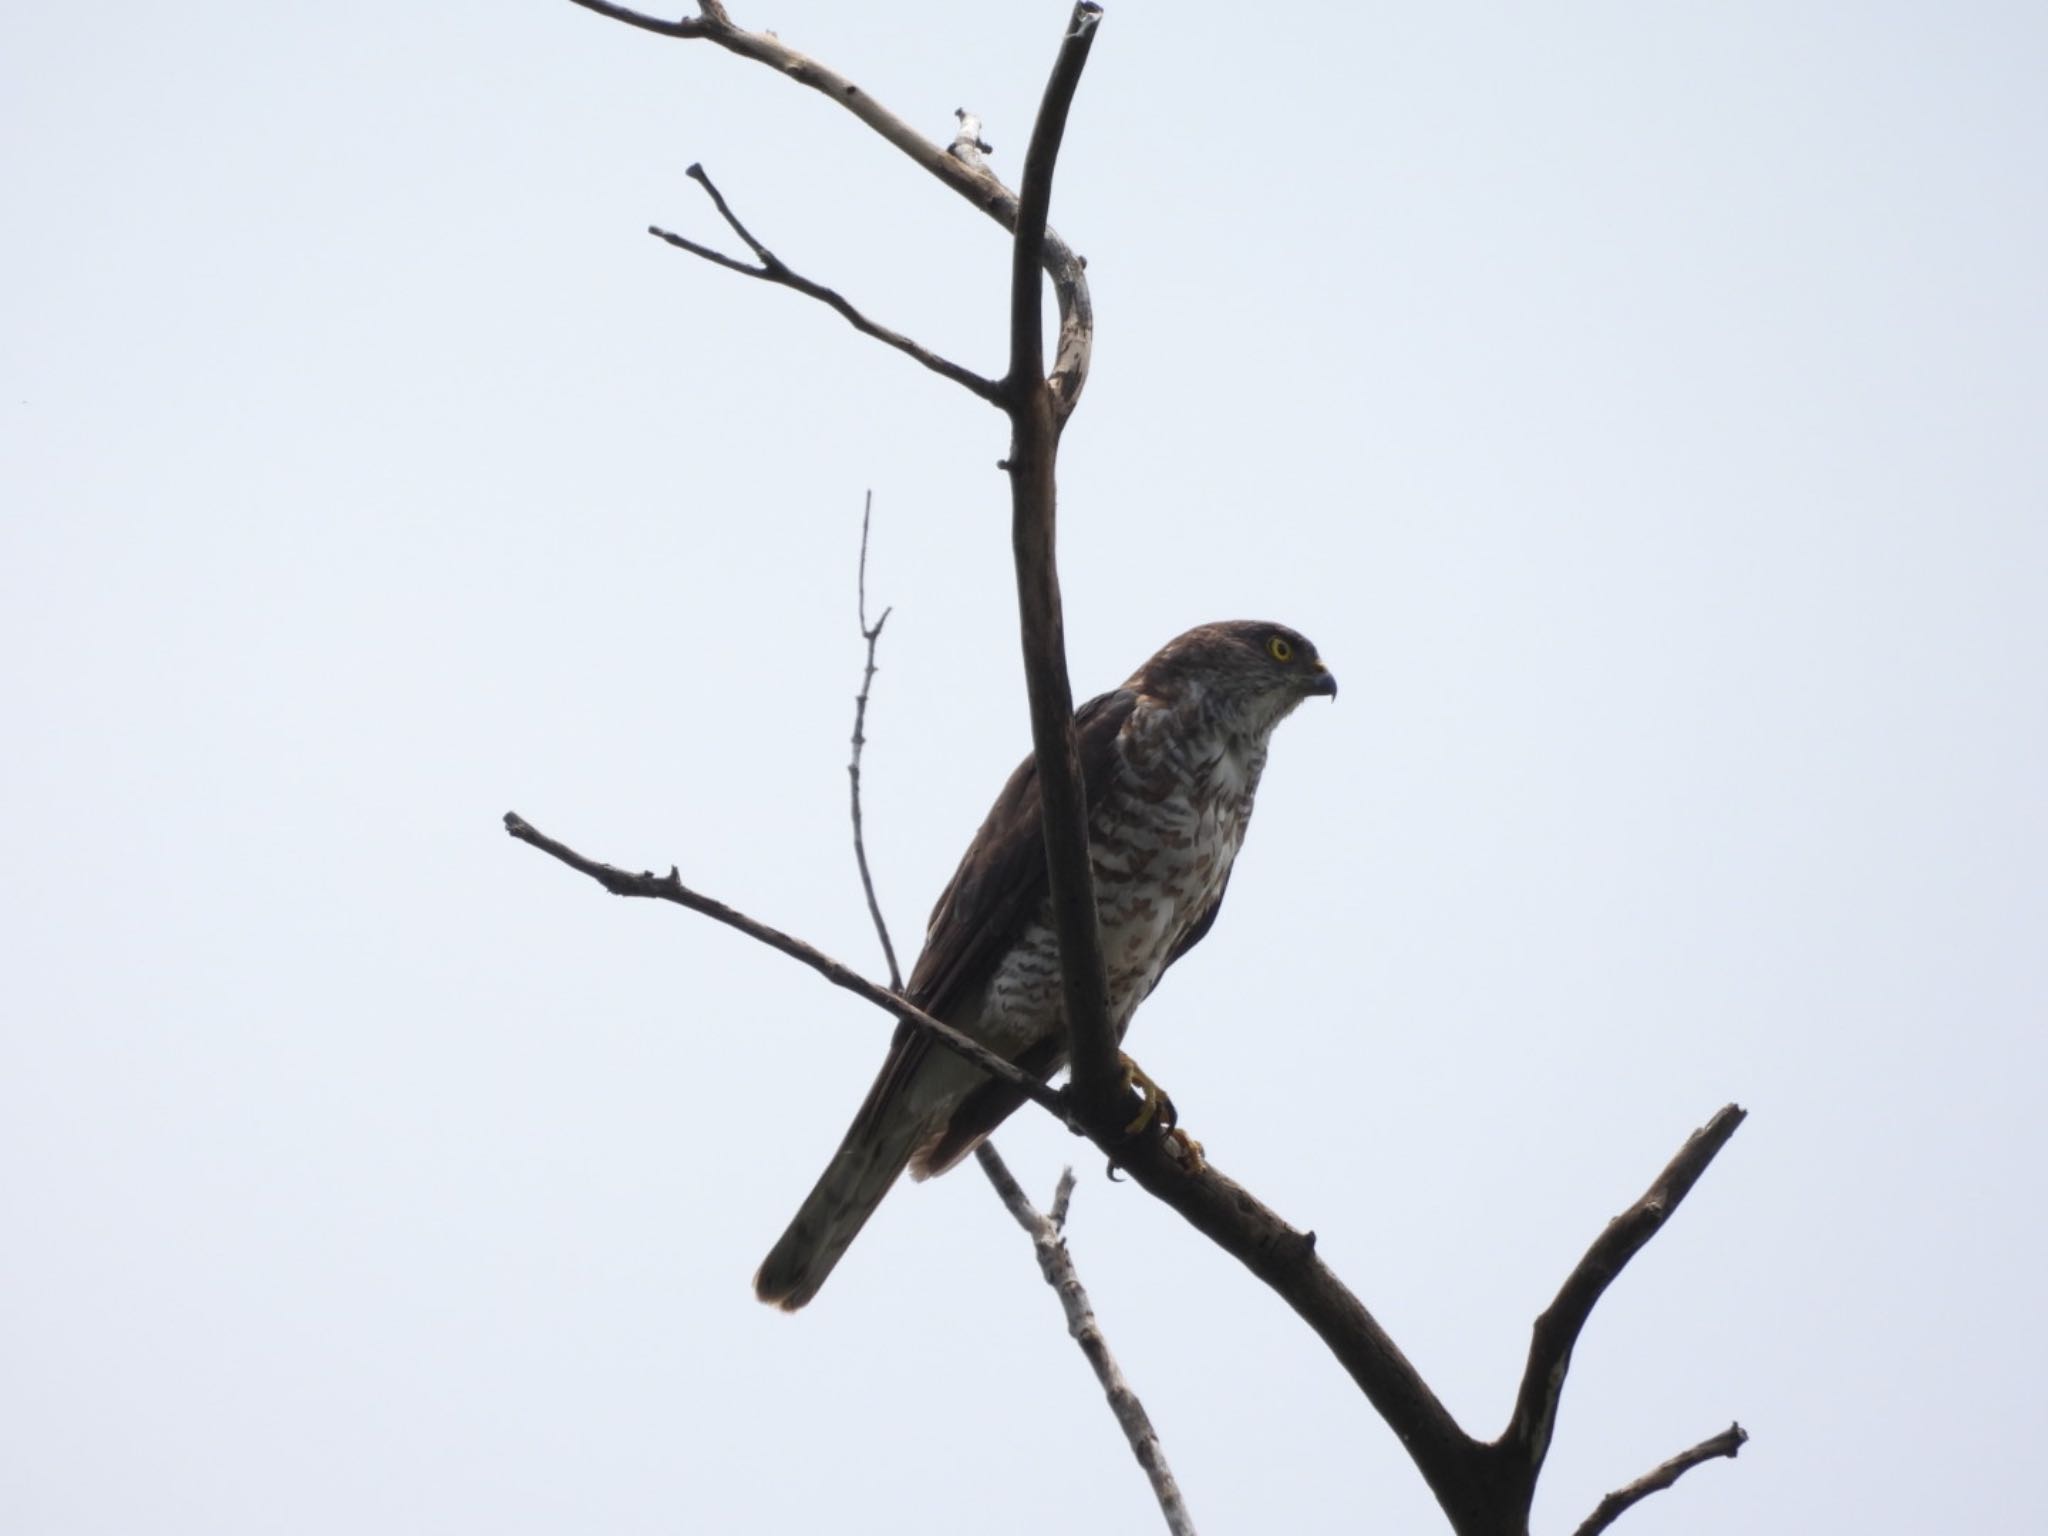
(755, 620), (1336, 1310)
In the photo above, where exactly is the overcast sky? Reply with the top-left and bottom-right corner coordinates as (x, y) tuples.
(4, 3), (2044, 1533)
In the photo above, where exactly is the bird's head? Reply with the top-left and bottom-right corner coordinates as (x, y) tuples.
(1130, 620), (1337, 736)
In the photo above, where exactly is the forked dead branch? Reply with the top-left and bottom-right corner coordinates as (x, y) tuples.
(516, 6), (1749, 1533)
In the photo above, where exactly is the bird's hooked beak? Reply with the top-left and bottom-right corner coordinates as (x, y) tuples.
(1307, 659), (1338, 699)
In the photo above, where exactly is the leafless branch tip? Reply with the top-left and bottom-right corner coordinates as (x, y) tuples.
(1504, 1104), (1748, 1474)
(848, 490), (902, 991)
(649, 166), (1002, 403)
(501, 811), (1058, 1117)
(1573, 1422), (1748, 1536)
(976, 1143), (1197, 1536)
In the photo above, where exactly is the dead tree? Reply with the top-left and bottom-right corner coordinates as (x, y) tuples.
(509, 6), (1748, 1533)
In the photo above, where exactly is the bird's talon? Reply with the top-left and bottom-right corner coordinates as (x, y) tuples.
(1165, 1128), (1206, 1172)
(1118, 1052), (1178, 1136)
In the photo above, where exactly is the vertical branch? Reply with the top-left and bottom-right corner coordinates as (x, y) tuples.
(848, 491), (902, 990)
(1003, 2), (1102, 414)
(1000, 2), (1122, 1126)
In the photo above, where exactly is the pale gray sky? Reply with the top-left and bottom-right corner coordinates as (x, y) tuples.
(4, 3), (2044, 1533)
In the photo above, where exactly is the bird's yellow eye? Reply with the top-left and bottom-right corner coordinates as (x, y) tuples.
(1267, 635), (1294, 663)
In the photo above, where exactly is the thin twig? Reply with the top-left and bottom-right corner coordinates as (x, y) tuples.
(1502, 1105), (1748, 1476)
(977, 1145), (1198, 1536)
(501, 812), (1061, 1118)
(1572, 1423), (1748, 1536)
(569, 0), (1093, 416)
(848, 491), (902, 990)
(651, 165), (1003, 404)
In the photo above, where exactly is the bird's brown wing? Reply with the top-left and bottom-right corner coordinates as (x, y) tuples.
(844, 687), (1138, 1154)
(916, 806), (1231, 1176)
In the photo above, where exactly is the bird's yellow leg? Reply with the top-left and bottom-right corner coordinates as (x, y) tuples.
(1118, 1052), (1178, 1136)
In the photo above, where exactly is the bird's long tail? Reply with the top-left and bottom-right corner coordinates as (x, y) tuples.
(752, 1110), (928, 1311)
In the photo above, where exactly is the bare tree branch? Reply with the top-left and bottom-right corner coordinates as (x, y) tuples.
(847, 491), (903, 991)
(650, 165), (1003, 403)
(570, 0), (1094, 415)
(565, 0), (710, 40)
(1000, 0), (1123, 1129)
(1501, 1105), (1748, 1478)
(1572, 1423), (1748, 1536)
(978, 1146), (1198, 1536)
(1084, 1122), (1485, 1521)
(1004, 2), (1101, 423)
(501, 812), (1063, 1119)
(1048, 1164), (1075, 1228)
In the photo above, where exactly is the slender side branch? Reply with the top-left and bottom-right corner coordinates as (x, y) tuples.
(651, 165), (1002, 402)
(565, 0), (711, 39)
(848, 491), (903, 990)
(978, 1146), (1197, 1536)
(1501, 1104), (1747, 1478)
(501, 812), (1060, 1118)
(1572, 1423), (1748, 1536)
(569, 0), (1093, 416)
(1002, 2), (1121, 1125)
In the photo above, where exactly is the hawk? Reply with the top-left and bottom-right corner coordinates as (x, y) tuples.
(756, 620), (1336, 1310)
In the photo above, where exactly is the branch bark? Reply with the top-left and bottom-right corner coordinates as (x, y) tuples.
(570, 0), (1093, 416)
(650, 166), (1001, 402)
(978, 1148), (1198, 1536)
(501, 811), (1062, 1121)
(999, 0), (1123, 1130)
(1085, 1126), (1483, 1520)
(847, 491), (903, 991)
(1572, 1423), (1747, 1536)
(1501, 1105), (1748, 1482)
